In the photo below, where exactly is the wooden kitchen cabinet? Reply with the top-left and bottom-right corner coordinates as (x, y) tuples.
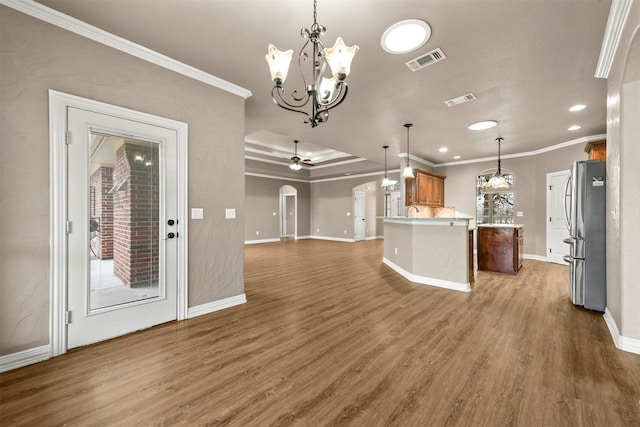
(405, 169), (445, 207)
(477, 226), (523, 275)
(585, 139), (606, 161)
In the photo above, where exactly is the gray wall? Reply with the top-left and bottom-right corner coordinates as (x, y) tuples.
(244, 175), (311, 241)
(310, 174), (390, 240)
(605, 1), (640, 341)
(0, 7), (246, 355)
(438, 143), (588, 257)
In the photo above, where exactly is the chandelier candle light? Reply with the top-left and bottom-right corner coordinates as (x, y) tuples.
(265, 0), (359, 127)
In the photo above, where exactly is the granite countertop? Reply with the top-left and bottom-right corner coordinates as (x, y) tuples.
(477, 223), (524, 228)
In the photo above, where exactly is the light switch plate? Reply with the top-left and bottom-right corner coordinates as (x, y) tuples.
(516, 211), (524, 217)
(225, 208), (236, 219)
(191, 208), (204, 220)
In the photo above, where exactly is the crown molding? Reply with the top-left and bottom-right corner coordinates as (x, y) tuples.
(595, 0), (634, 78)
(245, 172), (310, 183)
(434, 134), (606, 167)
(0, 0), (252, 99)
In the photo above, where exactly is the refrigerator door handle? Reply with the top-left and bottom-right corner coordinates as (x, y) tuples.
(563, 255), (573, 264)
(564, 173), (572, 232)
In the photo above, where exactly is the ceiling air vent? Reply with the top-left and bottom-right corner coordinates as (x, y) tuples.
(405, 48), (446, 72)
(444, 92), (478, 107)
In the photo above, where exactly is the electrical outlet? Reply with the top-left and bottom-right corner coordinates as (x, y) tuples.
(316, 228), (320, 233)
(516, 211), (524, 217)
(344, 230), (347, 234)
(395, 248), (398, 255)
(273, 212), (276, 216)
(256, 231), (259, 235)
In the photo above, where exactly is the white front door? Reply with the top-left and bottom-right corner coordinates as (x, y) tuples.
(66, 106), (179, 349)
(547, 170), (571, 264)
(354, 191), (366, 241)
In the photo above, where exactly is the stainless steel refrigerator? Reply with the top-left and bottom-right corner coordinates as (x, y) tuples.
(563, 160), (606, 312)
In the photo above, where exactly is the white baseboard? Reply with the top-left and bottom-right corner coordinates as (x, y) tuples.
(187, 294), (247, 319)
(523, 254), (548, 262)
(245, 238), (280, 245)
(0, 345), (50, 373)
(365, 236), (382, 241)
(603, 308), (640, 355)
(311, 236), (356, 243)
(295, 235), (311, 240)
(383, 257), (471, 293)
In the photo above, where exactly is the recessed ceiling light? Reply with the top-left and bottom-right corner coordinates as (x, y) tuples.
(453, 155), (461, 159)
(568, 125), (581, 131)
(306, 151), (313, 156)
(569, 104), (586, 112)
(468, 120), (498, 131)
(381, 19), (431, 54)
(439, 147), (448, 153)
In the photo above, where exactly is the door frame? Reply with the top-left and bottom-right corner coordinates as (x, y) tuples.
(49, 90), (188, 356)
(546, 169), (571, 264)
(353, 190), (366, 241)
(279, 192), (297, 238)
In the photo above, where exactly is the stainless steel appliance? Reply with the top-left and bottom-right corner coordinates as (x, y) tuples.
(563, 160), (606, 311)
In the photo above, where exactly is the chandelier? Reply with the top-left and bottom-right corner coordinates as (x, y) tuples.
(265, 0), (359, 127)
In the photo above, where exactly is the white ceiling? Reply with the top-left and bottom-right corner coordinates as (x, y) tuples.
(38, 0), (611, 176)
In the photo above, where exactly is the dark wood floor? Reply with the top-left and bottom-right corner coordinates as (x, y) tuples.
(1, 239), (639, 426)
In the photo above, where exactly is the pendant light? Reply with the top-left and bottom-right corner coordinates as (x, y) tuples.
(381, 145), (397, 188)
(402, 123), (415, 179)
(488, 137), (510, 189)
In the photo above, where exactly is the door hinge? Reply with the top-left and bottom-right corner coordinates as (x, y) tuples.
(65, 130), (71, 145)
(65, 221), (72, 234)
(65, 310), (72, 325)
(549, 185), (552, 191)
(549, 217), (552, 222)
(549, 248), (552, 253)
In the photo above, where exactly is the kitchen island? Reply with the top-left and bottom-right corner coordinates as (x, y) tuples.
(382, 217), (472, 292)
(477, 224), (524, 274)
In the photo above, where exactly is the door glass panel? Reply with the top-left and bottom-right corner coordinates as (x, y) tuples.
(89, 132), (161, 311)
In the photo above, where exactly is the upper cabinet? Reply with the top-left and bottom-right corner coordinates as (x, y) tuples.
(585, 139), (606, 161)
(405, 169), (446, 207)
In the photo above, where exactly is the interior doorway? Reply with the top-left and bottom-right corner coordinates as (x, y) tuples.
(546, 170), (571, 264)
(279, 185), (297, 239)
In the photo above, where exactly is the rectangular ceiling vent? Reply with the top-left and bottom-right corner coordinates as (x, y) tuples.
(444, 92), (478, 107)
(405, 48), (446, 72)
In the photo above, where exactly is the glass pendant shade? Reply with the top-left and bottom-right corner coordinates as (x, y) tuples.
(289, 161), (302, 171)
(318, 76), (337, 104)
(402, 164), (414, 179)
(323, 37), (359, 81)
(265, 44), (294, 85)
(488, 173), (510, 189)
(381, 177), (397, 187)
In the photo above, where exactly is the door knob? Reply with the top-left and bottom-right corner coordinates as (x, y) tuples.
(167, 232), (175, 239)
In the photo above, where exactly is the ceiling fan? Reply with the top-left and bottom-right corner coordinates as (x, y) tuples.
(289, 140), (315, 170)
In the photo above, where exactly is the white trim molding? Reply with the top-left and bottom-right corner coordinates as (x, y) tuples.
(523, 254), (548, 262)
(383, 257), (471, 293)
(603, 308), (640, 355)
(311, 236), (356, 243)
(595, 0), (634, 78)
(0, 0), (251, 99)
(245, 238), (281, 245)
(187, 294), (247, 319)
(0, 345), (50, 373)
